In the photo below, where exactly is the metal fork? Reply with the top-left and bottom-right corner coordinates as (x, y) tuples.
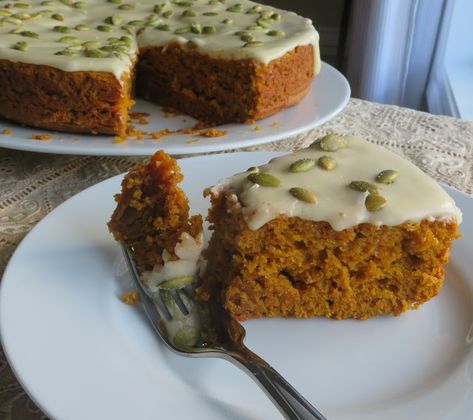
(121, 244), (327, 420)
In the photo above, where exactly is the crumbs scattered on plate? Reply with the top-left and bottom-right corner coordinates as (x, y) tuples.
(1, 129), (12, 135)
(115, 125), (227, 143)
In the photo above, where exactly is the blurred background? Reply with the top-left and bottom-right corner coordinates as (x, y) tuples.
(263, 0), (472, 121)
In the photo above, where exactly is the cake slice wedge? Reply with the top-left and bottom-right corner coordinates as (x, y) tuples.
(198, 135), (462, 321)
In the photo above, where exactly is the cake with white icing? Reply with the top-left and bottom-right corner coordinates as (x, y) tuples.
(0, 0), (319, 136)
(198, 135), (462, 320)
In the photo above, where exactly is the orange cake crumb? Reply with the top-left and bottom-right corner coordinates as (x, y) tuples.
(120, 291), (140, 305)
(2, 129), (12, 135)
(32, 134), (52, 141)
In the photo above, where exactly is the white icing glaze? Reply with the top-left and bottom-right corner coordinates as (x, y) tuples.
(141, 231), (203, 292)
(0, 0), (320, 80)
(211, 136), (462, 231)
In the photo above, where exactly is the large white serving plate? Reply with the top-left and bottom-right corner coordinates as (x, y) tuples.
(1, 152), (472, 420)
(0, 62), (349, 156)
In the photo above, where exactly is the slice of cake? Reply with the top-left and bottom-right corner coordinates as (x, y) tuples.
(108, 150), (203, 291)
(0, 0), (319, 136)
(198, 135), (462, 321)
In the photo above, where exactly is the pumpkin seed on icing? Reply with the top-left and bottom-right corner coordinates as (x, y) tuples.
(289, 158), (315, 173)
(246, 166), (259, 173)
(20, 30), (39, 38)
(85, 48), (106, 57)
(3, 17), (23, 25)
(14, 3), (31, 9)
(157, 23), (171, 31)
(246, 5), (262, 14)
(12, 13), (31, 20)
(128, 19), (144, 26)
(190, 22), (201, 33)
(58, 36), (80, 43)
(12, 41), (28, 51)
(182, 10), (197, 17)
(247, 172), (281, 187)
(82, 40), (100, 47)
(74, 24), (90, 31)
(97, 24), (112, 32)
(202, 25), (216, 33)
(317, 156), (337, 171)
(73, 1), (87, 8)
(174, 26), (190, 34)
(51, 14), (64, 21)
(256, 17), (272, 28)
(9, 28), (23, 34)
(349, 181), (379, 194)
(60, 0), (74, 6)
(365, 193), (386, 212)
(41, 0), (57, 5)
(203, 11), (218, 16)
(222, 18), (232, 24)
(108, 0), (122, 3)
(246, 25), (263, 30)
(55, 49), (78, 56)
(376, 169), (399, 184)
(267, 29), (284, 36)
(227, 4), (243, 13)
(118, 3), (135, 10)
(271, 12), (281, 20)
(177, 1), (193, 7)
(317, 134), (348, 152)
(53, 26), (71, 33)
(289, 187), (317, 204)
(153, 3), (166, 13)
(240, 34), (253, 42)
(105, 14), (123, 25)
(259, 10), (273, 18)
(244, 40), (264, 47)
(162, 10), (173, 18)
(0, 10), (11, 16)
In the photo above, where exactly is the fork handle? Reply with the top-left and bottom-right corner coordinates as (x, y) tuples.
(229, 357), (327, 420)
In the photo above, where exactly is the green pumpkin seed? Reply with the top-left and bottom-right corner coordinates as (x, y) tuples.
(159, 275), (195, 289)
(97, 24), (112, 32)
(271, 12), (281, 20)
(177, 1), (193, 6)
(73, 1), (87, 8)
(0, 10), (11, 16)
(51, 13), (64, 21)
(105, 14), (122, 25)
(173, 326), (200, 348)
(9, 28), (23, 34)
(259, 10), (273, 18)
(157, 23), (171, 31)
(12, 13), (31, 20)
(317, 134), (348, 152)
(256, 17), (272, 28)
(28, 12), (42, 20)
(244, 40), (264, 47)
(85, 48), (106, 57)
(75, 24), (89, 31)
(162, 10), (173, 18)
(227, 4), (242, 12)
(145, 19), (161, 28)
(247, 172), (281, 187)
(246, 166), (259, 173)
(108, 0), (122, 3)
(191, 22), (201, 33)
(3, 17), (23, 25)
(82, 40), (100, 47)
(246, 5), (262, 14)
(174, 26), (189, 34)
(317, 156), (337, 171)
(41, 0), (57, 5)
(53, 25), (71, 33)
(203, 11), (218, 16)
(66, 43), (82, 50)
(154, 3), (166, 13)
(267, 29), (284, 36)
(12, 41), (28, 51)
(20, 30), (39, 38)
(136, 27), (146, 35)
(118, 3), (134, 9)
(289, 158), (315, 173)
(128, 19), (144, 26)
(120, 35), (132, 46)
(349, 181), (379, 194)
(246, 24), (263, 30)
(240, 34), (253, 42)
(222, 18), (232, 24)
(376, 169), (399, 184)
(58, 35), (80, 43)
(60, 0), (74, 6)
(289, 187), (317, 203)
(55, 49), (78, 56)
(182, 9), (196, 17)
(15, 3), (31, 9)
(365, 193), (386, 212)
(202, 25), (216, 33)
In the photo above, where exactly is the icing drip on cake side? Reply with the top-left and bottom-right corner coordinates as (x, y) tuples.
(210, 136), (462, 231)
(0, 0), (319, 80)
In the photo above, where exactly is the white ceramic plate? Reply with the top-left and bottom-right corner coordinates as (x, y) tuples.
(1, 152), (472, 420)
(0, 62), (349, 156)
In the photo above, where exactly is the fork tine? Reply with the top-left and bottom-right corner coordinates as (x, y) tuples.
(171, 289), (190, 316)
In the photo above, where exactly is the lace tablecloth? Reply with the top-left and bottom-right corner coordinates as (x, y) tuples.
(1, 98), (472, 419)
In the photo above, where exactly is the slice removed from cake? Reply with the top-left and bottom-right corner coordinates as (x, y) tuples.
(198, 135), (462, 321)
(108, 150), (203, 291)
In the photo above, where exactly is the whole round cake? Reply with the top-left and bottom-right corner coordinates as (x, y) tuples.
(0, 0), (320, 136)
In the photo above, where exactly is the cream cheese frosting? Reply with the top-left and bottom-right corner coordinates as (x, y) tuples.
(0, 0), (320, 80)
(210, 135), (462, 231)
